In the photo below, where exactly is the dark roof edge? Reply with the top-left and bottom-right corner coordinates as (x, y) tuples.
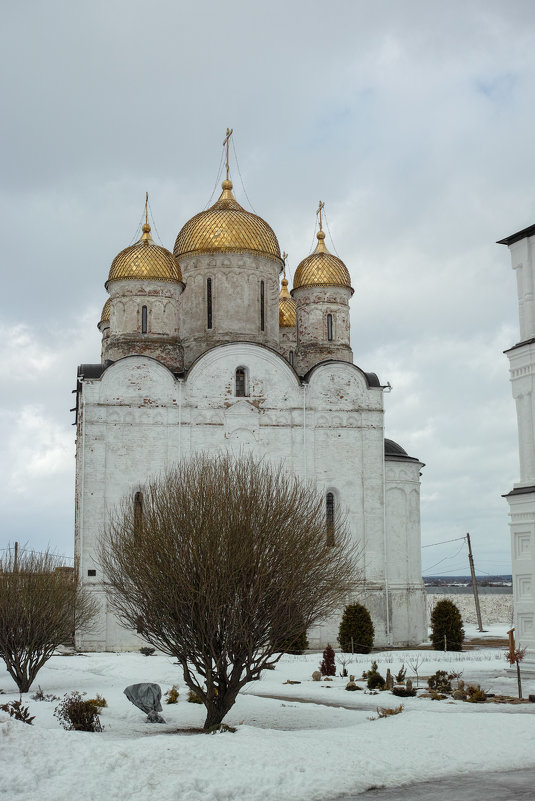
(502, 485), (535, 498)
(503, 336), (535, 355)
(497, 223), (535, 246)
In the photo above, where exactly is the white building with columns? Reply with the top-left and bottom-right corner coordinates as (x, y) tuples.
(500, 223), (535, 669)
(74, 167), (427, 651)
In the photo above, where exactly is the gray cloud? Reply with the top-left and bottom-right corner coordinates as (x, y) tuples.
(2, 0), (535, 573)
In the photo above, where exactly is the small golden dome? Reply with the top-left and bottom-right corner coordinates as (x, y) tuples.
(100, 297), (111, 324)
(293, 230), (352, 292)
(174, 179), (281, 262)
(106, 224), (182, 286)
(279, 277), (296, 327)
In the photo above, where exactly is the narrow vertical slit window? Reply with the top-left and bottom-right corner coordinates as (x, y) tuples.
(235, 368), (246, 397)
(141, 305), (148, 334)
(289, 350), (294, 366)
(326, 492), (335, 546)
(134, 491), (143, 538)
(207, 277), (213, 329)
(327, 313), (333, 341)
(260, 280), (265, 332)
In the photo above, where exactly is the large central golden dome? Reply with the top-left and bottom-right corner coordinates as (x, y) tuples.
(174, 179), (281, 261)
(293, 230), (353, 293)
(106, 224), (182, 287)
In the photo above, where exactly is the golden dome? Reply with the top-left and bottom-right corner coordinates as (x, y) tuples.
(174, 180), (281, 261)
(100, 297), (111, 324)
(106, 224), (182, 286)
(279, 276), (296, 327)
(293, 230), (352, 292)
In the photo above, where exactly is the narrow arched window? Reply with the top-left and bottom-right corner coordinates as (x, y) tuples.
(141, 305), (148, 334)
(326, 492), (335, 546)
(289, 350), (294, 366)
(207, 277), (213, 329)
(236, 367), (247, 398)
(327, 313), (333, 341)
(260, 280), (265, 332)
(134, 491), (143, 538)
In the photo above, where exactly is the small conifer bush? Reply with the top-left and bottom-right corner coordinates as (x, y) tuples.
(165, 686), (180, 704)
(366, 661), (385, 690)
(187, 689), (203, 704)
(87, 694), (107, 710)
(427, 670), (452, 694)
(430, 599), (465, 651)
(278, 630), (309, 655)
(338, 603), (374, 654)
(320, 644), (336, 676)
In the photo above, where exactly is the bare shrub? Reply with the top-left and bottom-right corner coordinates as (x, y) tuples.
(0, 698), (35, 725)
(54, 692), (103, 732)
(99, 454), (358, 729)
(0, 547), (98, 693)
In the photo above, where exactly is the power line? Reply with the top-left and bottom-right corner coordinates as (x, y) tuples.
(422, 541), (466, 574)
(204, 145), (225, 209)
(231, 136), (257, 214)
(422, 536), (466, 549)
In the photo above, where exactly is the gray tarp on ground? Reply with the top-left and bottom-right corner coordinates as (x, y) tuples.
(124, 682), (166, 723)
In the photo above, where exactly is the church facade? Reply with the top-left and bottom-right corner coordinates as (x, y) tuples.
(74, 164), (427, 651)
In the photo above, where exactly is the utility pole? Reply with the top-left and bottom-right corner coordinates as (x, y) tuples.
(466, 532), (484, 632)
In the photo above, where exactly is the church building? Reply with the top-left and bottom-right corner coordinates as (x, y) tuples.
(74, 139), (427, 651)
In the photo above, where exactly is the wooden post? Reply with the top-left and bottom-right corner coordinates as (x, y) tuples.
(13, 541), (18, 572)
(466, 533), (484, 631)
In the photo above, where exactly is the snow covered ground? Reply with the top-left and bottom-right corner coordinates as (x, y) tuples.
(1, 623), (534, 801)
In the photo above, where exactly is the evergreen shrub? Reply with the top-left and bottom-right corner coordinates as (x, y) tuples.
(366, 661), (385, 690)
(430, 599), (465, 651)
(278, 630), (309, 655)
(427, 670), (452, 694)
(320, 644), (336, 676)
(338, 603), (374, 654)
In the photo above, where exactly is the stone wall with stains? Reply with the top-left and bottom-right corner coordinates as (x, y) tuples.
(74, 345), (426, 651)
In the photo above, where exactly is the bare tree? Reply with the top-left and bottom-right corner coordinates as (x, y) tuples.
(0, 546), (98, 692)
(100, 454), (358, 729)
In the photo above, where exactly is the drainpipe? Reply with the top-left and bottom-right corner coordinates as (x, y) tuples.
(382, 444), (392, 646)
(302, 382), (308, 480)
(177, 377), (183, 463)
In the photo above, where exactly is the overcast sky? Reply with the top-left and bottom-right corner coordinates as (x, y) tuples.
(1, 0), (534, 576)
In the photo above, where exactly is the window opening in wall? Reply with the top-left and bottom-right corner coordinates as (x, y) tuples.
(87, 569), (96, 577)
(207, 277), (213, 329)
(235, 367), (247, 397)
(260, 280), (265, 332)
(327, 313), (333, 341)
(289, 350), (294, 366)
(134, 491), (143, 538)
(326, 492), (335, 546)
(141, 305), (148, 334)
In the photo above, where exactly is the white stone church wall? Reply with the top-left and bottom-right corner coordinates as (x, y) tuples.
(75, 347), (426, 651)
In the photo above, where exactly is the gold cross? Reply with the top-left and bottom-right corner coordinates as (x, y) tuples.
(145, 192), (149, 225)
(223, 128), (234, 180)
(282, 251), (288, 279)
(316, 200), (325, 232)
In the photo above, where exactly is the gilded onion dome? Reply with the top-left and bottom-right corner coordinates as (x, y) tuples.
(173, 179), (281, 262)
(279, 275), (296, 327)
(99, 297), (111, 325)
(106, 224), (182, 287)
(293, 230), (353, 293)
